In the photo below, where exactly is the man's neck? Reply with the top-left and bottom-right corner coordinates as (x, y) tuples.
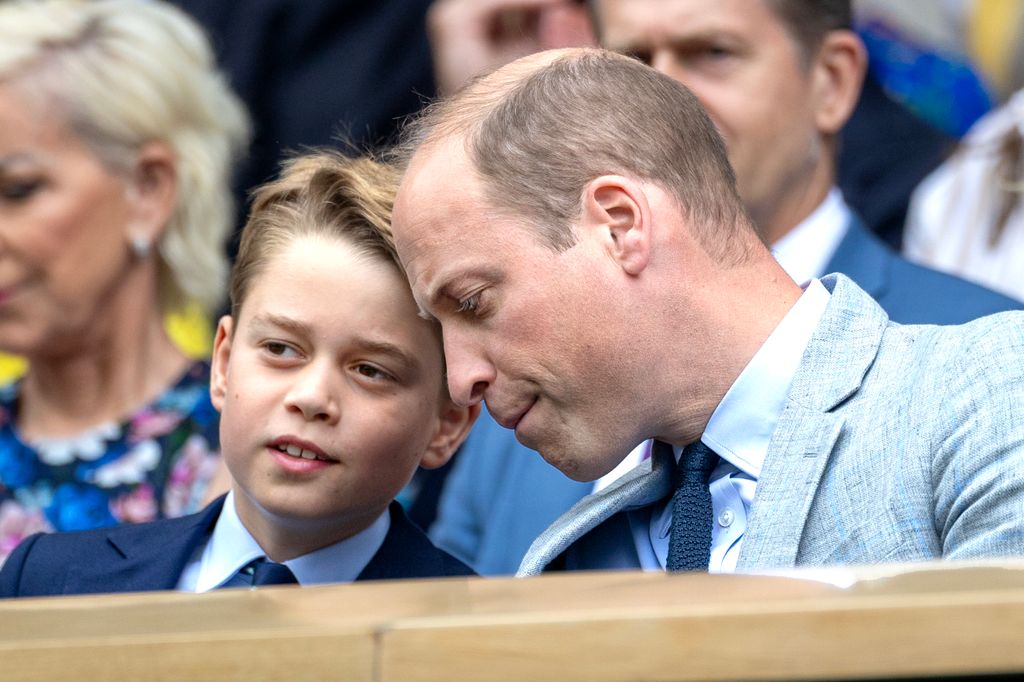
(758, 162), (835, 246)
(654, 252), (804, 447)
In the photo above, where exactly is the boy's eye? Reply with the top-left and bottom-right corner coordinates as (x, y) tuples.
(262, 341), (300, 359)
(354, 363), (395, 382)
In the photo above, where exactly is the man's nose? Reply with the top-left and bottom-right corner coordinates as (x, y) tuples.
(443, 327), (494, 407)
(283, 360), (340, 424)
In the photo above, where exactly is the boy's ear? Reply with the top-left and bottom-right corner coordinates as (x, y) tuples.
(420, 401), (481, 470)
(209, 315), (234, 413)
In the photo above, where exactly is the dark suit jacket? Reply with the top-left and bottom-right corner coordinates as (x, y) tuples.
(168, 0), (435, 257)
(824, 216), (1022, 324)
(838, 72), (953, 250)
(0, 496), (473, 598)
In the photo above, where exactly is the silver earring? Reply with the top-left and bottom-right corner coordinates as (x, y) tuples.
(130, 234), (151, 259)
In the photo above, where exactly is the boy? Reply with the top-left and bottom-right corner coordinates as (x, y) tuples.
(0, 152), (478, 595)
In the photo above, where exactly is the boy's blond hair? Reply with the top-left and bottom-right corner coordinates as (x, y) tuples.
(231, 150), (402, 319)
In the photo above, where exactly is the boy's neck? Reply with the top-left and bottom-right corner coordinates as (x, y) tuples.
(232, 489), (390, 562)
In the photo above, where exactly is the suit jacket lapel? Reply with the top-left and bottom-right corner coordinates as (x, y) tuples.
(738, 275), (888, 570)
(63, 497), (225, 594)
(518, 443), (674, 576)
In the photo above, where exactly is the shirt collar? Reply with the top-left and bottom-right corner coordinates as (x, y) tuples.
(694, 278), (831, 479)
(772, 188), (851, 286)
(194, 491), (390, 591)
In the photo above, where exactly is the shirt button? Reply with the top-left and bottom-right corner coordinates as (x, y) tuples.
(718, 509), (735, 528)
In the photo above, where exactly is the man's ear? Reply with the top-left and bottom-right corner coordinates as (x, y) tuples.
(124, 140), (178, 252)
(209, 315), (234, 413)
(420, 401), (481, 470)
(580, 175), (652, 276)
(809, 29), (867, 135)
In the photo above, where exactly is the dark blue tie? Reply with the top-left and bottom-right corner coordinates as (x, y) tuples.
(248, 558), (299, 586)
(666, 440), (719, 572)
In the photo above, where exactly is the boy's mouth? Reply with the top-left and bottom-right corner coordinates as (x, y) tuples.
(269, 437), (335, 462)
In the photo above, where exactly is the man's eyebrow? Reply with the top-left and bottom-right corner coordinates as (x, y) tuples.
(0, 153), (35, 172)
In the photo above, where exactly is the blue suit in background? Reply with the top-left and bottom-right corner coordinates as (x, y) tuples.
(429, 214), (1023, 576)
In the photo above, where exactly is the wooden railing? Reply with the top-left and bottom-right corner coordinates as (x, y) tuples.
(2, 560), (1024, 680)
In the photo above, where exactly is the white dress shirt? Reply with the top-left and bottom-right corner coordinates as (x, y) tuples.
(176, 491), (390, 591)
(631, 279), (832, 573)
(772, 188), (852, 286)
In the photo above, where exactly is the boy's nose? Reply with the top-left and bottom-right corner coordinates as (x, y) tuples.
(284, 361), (340, 423)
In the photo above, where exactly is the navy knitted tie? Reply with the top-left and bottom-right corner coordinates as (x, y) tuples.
(666, 440), (719, 572)
(249, 558), (299, 586)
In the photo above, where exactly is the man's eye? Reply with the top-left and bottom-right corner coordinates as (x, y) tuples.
(0, 179), (44, 202)
(623, 49), (652, 66)
(457, 295), (480, 314)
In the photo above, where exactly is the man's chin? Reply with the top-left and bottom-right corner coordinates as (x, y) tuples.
(533, 445), (611, 483)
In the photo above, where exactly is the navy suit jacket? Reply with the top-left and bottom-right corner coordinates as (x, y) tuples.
(825, 217), (1021, 324)
(0, 496), (473, 598)
(428, 215), (1022, 575)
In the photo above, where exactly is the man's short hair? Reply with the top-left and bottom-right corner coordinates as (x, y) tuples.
(767, 0), (852, 62)
(400, 49), (749, 260)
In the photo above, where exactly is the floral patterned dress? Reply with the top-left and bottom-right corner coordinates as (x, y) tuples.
(0, 361), (221, 564)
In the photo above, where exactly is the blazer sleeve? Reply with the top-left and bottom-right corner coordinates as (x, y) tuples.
(0, 532), (43, 598)
(931, 315), (1024, 558)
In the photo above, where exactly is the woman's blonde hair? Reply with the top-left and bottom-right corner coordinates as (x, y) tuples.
(0, 0), (251, 315)
(231, 150), (402, 319)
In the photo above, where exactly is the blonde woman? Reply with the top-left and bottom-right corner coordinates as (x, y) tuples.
(0, 0), (249, 561)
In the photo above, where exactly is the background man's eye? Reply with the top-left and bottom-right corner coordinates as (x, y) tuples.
(0, 180), (44, 201)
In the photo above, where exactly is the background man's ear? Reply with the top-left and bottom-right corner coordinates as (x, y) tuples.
(124, 141), (178, 253)
(209, 316), (234, 413)
(811, 30), (867, 135)
(581, 176), (652, 276)
(420, 402), (481, 469)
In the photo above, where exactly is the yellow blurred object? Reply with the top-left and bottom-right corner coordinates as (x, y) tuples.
(0, 302), (212, 386)
(968, 0), (1024, 100)
(0, 354), (27, 385)
(164, 301), (214, 360)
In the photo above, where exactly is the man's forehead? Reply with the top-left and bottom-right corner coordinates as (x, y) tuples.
(598, 0), (777, 40)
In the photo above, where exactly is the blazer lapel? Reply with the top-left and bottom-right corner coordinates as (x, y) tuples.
(738, 275), (888, 570)
(737, 407), (844, 569)
(63, 497), (225, 594)
(518, 443), (674, 576)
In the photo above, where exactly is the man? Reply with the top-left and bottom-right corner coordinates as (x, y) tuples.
(426, 0), (1020, 575)
(393, 48), (1024, 575)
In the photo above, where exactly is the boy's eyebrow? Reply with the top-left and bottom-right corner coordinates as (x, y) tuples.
(351, 337), (421, 373)
(253, 312), (316, 340)
(252, 312), (422, 373)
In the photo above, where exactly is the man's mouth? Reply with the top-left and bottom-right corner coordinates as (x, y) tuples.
(492, 398), (536, 431)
